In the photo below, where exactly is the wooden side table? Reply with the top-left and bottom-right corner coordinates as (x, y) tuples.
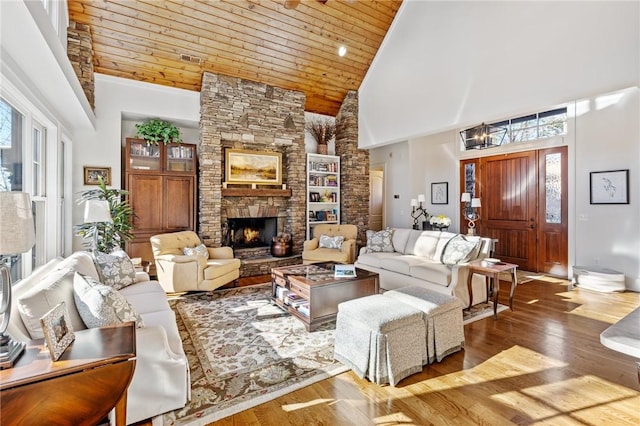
(467, 260), (518, 319)
(0, 322), (136, 426)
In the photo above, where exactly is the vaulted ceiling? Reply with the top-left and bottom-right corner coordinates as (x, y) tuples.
(68, 0), (402, 116)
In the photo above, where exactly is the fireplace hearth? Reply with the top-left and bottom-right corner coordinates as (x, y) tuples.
(225, 217), (277, 249)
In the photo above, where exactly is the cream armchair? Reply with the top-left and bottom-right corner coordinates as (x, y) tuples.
(150, 230), (241, 292)
(302, 224), (358, 265)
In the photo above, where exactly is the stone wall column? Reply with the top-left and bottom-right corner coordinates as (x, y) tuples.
(335, 91), (369, 248)
(67, 21), (94, 109)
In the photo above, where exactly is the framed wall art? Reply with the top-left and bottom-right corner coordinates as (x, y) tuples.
(40, 301), (75, 361)
(590, 169), (629, 204)
(431, 182), (448, 205)
(225, 149), (282, 185)
(84, 166), (111, 185)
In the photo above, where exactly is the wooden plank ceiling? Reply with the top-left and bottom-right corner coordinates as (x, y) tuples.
(68, 0), (402, 116)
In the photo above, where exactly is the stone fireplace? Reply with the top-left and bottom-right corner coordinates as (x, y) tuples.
(199, 72), (307, 276)
(198, 72), (368, 277)
(225, 217), (277, 249)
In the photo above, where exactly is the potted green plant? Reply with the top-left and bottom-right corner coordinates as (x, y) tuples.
(305, 118), (335, 155)
(135, 118), (181, 145)
(76, 177), (135, 253)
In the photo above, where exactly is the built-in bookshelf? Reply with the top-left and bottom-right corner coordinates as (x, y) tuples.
(306, 153), (340, 238)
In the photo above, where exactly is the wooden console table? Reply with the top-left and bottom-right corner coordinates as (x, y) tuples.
(467, 260), (518, 319)
(0, 322), (136, 426)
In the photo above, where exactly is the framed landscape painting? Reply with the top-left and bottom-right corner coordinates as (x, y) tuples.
(225, 149), (282, 185)
(84, 166), (111, 185)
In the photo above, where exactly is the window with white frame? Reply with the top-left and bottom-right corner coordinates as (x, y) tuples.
(491, 107), (568, 145)
(32, 121), (47, 269)
(0, 98), (26, 281)
(0, 94), (62, 281)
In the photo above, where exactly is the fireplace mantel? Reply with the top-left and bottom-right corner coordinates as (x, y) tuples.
(222, 188), (292, 197)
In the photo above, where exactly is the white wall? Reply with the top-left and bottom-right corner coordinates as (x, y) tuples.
(72, 74), (200, 250)
(574, 87), (640, 291)
(369, 142), (412, 228)
(360, 1), (640, 148)
(409, 134), (461, 232)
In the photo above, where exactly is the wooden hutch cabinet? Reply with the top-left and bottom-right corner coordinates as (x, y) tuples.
(123, 138), (197, 275)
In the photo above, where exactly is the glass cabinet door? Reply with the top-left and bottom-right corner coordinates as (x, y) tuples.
(128, 140), (161, 171)
(166, 144), (196, 172)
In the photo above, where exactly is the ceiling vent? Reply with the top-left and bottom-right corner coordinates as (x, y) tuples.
(180, 54), (202, 65)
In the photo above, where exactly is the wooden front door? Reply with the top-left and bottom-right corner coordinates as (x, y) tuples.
(461, 147), (568, 275)
(481, 151), (538, 271)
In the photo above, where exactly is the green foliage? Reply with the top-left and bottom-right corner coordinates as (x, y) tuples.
(135, 118), (181, 145)
(76, 177), (135, 253)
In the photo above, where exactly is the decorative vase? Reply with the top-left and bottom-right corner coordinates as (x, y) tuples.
(271, 241), (292, 257)
(317, 144), (328, 155)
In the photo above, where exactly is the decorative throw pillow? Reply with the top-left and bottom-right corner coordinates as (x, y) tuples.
(366, 228), (395, 253)
(92, 250), (136, 290)
(73, 273), (144, 329)
(17, 268), (86, 339)
(183, 243), (209, 259)
(319, 234), (344, 249)
(440, 234), (481, 266)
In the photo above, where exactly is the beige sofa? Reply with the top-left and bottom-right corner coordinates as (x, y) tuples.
(8, 251), (190, 425)
(355, 228), (493, 308)
(150, 230), (241, 292)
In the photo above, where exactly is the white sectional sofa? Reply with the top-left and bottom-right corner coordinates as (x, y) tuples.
(355, 228), (493, 308)
(8, 251), (190, 425)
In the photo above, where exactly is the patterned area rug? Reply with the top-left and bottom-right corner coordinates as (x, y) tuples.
(162, 283), (348, 425)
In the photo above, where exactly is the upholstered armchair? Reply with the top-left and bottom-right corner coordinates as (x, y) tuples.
(302, 224), (358, 265)
(150, 230), (241, 292)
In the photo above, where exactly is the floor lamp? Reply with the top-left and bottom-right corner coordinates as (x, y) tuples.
(0, 192), (36, 369)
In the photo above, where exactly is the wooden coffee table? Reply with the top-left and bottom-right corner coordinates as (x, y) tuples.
(271, 263), (379, 331)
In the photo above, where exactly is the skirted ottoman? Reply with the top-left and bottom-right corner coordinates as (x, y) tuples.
(333, 294), (427, 386)
(383, 287), (464, 363)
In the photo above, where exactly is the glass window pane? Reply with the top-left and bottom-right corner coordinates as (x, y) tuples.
(1, 98), (25, 280)
(545, 153), (561, 223)
(32, 199), (47, 269)
(0, 98), (23, 192)
(32, 125), (46, 196)
(464, 163), (476, 196)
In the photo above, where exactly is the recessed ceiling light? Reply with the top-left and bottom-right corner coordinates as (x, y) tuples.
(338, 46), (347, 57)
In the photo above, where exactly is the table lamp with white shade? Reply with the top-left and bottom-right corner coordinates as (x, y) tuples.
(83, 199), (113, 252)
(0, 192), (36, 368)
(461, 192), (482, 235)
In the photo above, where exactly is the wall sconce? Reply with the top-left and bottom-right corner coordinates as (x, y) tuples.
(410, 194), (428, 230)
(461, 192), (481, 235)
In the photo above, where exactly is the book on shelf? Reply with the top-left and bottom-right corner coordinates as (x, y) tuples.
(297, 303), (310, 317)
(334, 264), (356, 278)
(275, 287), (290, 301)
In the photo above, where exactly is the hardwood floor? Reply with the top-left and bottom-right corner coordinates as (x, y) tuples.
(141, 274), (640, 426)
